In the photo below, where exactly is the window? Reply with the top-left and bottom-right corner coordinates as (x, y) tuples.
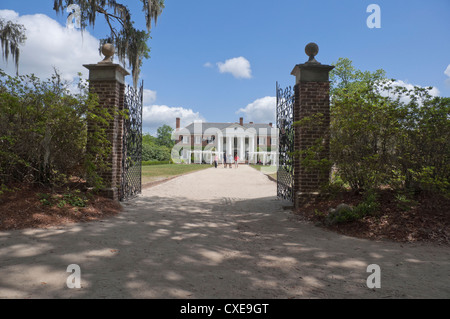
(195, 136), (201, 144)
(272, 138), (277, 145)
(205, 136), (215, 144)
(260, 137), (266, 145)
(182, 136), (190, 144)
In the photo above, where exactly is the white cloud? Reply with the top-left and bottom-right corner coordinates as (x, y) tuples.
(143, 89), (157, 105)
(203, 62), (213, 68)
(0, 10), (101, 82)
(237, 96), (276, 124)
(445, 65), (450, 87)
(217, 57), (252, 79)
(445, 65), (450, 77)
(143, 104), (205, 135)
(395, 80), (439, 96)
(0, 9), (19, 21)
(380, 80), (440, 104)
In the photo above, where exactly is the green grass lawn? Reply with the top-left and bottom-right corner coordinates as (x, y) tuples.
(142, 164), (212, 185)
(249, 165), (277, 181)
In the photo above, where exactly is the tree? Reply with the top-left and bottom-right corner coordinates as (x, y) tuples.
(0, 18), (26, 75)
(0, 69), (110, 188)
(329, 57), (356, 91)
(53, 0), (165, 87)
(141, 131), (171, 161)
(330, 57), (386, 94)
(156, 124), (175, 148)
(396, 95), (450, 193)
(142, 143), (171, 162)
(327, 58), (449, 194)
(142, 132), (158, 146)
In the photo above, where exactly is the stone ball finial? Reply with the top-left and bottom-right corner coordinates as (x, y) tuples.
(99, 43), (115, 64)
(305, 42), (320, 64)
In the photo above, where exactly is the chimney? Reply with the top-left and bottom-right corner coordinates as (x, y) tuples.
(239, 117), (244, 126)
(249, 122), (254, 124)
(269, 123), (273, 127)
(176, 117), (181, 131)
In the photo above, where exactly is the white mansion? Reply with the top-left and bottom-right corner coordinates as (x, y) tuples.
(172, 117), (278, 165)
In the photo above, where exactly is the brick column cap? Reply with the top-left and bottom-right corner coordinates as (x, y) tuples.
(83, 63), (130, 85)
(291, 63), (334, 84)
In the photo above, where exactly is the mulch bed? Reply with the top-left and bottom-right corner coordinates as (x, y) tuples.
(294, 190), (450, 246)
(0, 183), (122, 231)
(1, 183), (449, 246)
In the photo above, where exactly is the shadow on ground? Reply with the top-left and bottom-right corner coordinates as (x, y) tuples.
(0, 192), (449, 299)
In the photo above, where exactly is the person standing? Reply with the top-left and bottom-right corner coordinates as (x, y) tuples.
(214, 154), (218, 168)
(223, 151), (227, 168)
(234, 154), (239, 168)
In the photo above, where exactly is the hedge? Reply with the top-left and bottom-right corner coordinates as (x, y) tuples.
(142, 161), (172, 166)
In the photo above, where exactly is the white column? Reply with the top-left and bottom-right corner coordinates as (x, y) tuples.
(239, 136), (244, 161)
(227, 136), (232, 158)
(218, 136), (222, 154)
(250, 136), (256, 163)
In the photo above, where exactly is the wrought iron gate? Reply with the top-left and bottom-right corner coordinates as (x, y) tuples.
(120, 83), (143, 201)
(276, 82), (295, 202)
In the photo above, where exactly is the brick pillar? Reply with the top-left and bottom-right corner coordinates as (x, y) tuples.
(83, 46), (130, 201)
(291, 43), (334, 207)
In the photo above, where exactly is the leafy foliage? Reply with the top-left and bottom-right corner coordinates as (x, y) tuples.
(157, 124), (175, 149)
(326, 191), (380, 225)
(0, 69), (112, 189)
(295, 58), (449, 196)
(53, 0), (165, 87)
(329, 59), (449, 194)
(142, 142), (171, 162)
(141, 131), (172, 162)
(142, 160), (171, 166)
(37, 189), (89, 208)
(0, 18), (26, 75)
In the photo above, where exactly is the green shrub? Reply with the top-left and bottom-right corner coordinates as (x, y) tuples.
(352, 191), (380, 217)
(142, 160), (171, 166)
(394, 191), (418, 211)
(326, 205), (359, 225)
(0, 69), (112, 190)
(327, 191), (380, 225)
(37, 190), (88, 208)
(142, 143), (171, 162)
(296, 58), (449, 197)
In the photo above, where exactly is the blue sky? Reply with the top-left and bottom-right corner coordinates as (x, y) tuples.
(1, 0), (449, 135)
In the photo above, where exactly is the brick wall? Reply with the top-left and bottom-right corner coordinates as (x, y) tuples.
(87, 80), (124, 201)
(293, 81), (331, 205)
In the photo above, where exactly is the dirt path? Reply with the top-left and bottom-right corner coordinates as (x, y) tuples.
(0, 165), (449, 298)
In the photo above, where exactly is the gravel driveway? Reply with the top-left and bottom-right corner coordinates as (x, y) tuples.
(0, 165), (449, 298)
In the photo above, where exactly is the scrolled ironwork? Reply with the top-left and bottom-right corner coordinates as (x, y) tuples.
(120, 82), (143, 201)
(276, 82), (294, 202)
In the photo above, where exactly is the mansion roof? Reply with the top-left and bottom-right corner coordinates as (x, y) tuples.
(179, 122), (274, 135)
